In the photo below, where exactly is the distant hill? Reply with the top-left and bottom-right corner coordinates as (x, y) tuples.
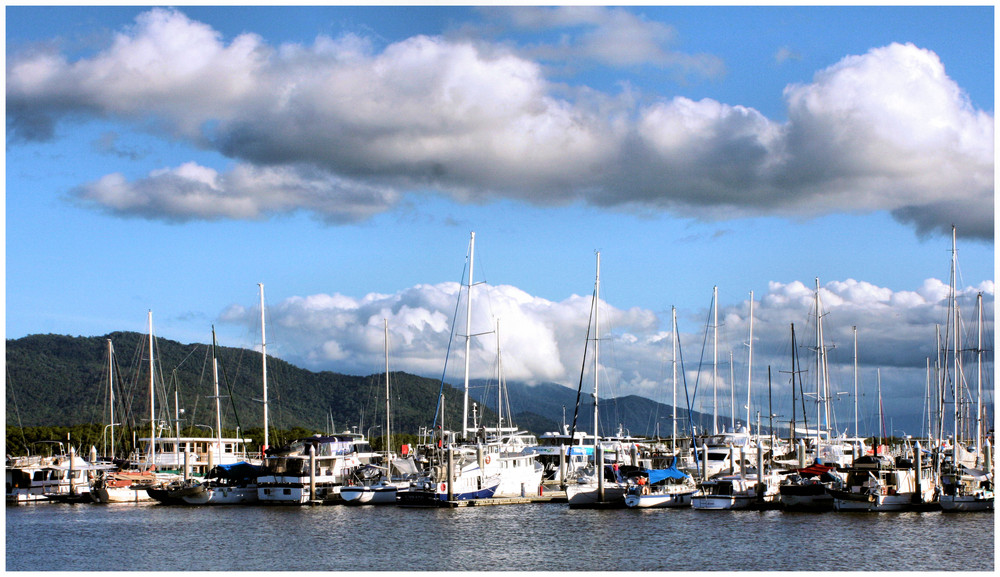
(6, 332), (720, 441)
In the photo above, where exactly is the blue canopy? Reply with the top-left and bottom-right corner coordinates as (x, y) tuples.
(645, 464), (690, 484)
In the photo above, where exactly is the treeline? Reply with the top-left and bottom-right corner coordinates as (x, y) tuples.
(6, 332), (495, 438)
(6, 423), (429, 459)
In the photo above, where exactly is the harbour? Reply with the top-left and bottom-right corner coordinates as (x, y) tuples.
(6, 499), (993, 572)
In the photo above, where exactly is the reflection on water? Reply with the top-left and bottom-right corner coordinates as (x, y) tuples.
(6, 502), (994, 571)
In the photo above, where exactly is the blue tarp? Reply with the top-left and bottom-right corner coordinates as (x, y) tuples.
(645, 465), (690, 484)
(210, 461), (262, 479)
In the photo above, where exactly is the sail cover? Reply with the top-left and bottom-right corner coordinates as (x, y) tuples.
(646, 464), (690, 484)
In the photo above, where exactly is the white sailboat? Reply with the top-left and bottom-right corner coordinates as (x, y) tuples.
(341, 319), (413, 505)
(693, 292), (780, 510)
(938, 229), (993, 511)
(181, 325), (261, 505)
(91, 338), (156, 503)
(566, 252), (628, 508)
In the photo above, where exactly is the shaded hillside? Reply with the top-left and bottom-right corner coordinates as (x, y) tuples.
(7, 333), (727, 443)
(6, 332), (478, 439)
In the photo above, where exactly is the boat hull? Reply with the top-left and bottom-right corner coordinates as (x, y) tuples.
(183, 485), (258, 505)
(566, 483), (627, 509)
(940, 494), (994, 512)
(340, 486), (398, 505)
(691, 494), (753, 510)
(830, 490), (915, 512)
(625, 491), (694, 508)
(91, 486), (154, 503)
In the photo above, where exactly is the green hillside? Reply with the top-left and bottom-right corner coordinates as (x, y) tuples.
(6, 332), (713, 455)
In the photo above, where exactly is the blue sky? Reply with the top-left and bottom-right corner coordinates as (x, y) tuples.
(6, 6), (994, 436)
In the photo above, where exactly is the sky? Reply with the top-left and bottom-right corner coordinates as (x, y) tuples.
(5, 5), (995, 437)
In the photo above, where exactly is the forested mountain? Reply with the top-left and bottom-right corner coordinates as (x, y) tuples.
(7, 332), (713, 450)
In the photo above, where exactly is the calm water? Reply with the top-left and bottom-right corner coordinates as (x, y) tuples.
(5, 501), (994, 572)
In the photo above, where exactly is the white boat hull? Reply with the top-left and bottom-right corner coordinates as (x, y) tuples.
(91, 486), (154, 503)
(691, 494), (753, 510)
(940, 493), (994, 512)
(566, 483), (627, 508)
(340, 485), (399, 505)
(833, 492), (914, 512)
(625, 491), (694, 508)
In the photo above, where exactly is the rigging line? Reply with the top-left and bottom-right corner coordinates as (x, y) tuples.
(676, 324), (700, 466)
(690, 301), (714, 419)
(432, 260), (468, 431)
(568, 284), (597, 442)
(6, 365), (28, 452)
(216, 349), (245, 441)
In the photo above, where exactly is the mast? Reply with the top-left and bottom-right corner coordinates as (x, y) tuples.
(259, 283), (269, 452)
(713, 286), (719, 435)
(789, 324), (797, 443)
(385, 319), (391, 457)
(730, 352), (735, 432)
(496, 319), (503, 436)
(853, 326), (859, 439)
(593, 251), (601, 447)
(107, 339), (115, 458)
(211, 326), (224, 467)
(976, 292), (983, 464)
(148, 310), (156, 467)
(877, 369), (884, 449)
(463, 231), (475, 439)
(814, 279), (823, 451)
(746, 291), (753, 433)
(950, 226), (960, 455)
(671, 306), (677, 453)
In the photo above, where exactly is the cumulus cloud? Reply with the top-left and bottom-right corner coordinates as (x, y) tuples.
(7, 9), (993, 238)
(219, 276), (993, 433)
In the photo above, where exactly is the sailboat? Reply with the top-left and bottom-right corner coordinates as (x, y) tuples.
(341, 319), (416, 505)
(693, 291), (781, 510)
(398, 233), (534, 506)
(938, 229), (993, 512)
(181, 326), (261, 505)
(778, 280), (848, 511)
(91, 338), (156, 503)
(566, 252), (629, 508)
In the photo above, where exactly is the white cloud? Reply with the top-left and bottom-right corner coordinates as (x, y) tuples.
(8, 9), (994, 239)
(219, 276), (993, 434)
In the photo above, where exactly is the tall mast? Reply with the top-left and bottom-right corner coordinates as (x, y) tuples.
(976, 292), (983, 463)
(259, 283), (269, 452)
(211, 326), (224, 466)
(951, 226), (960, 453)
(148, 310), (156, 467)
(713, 286), (719, 435)
(671, 306), (677, 453)
(877, 369), (883, 449)
(814, 278), (823, 450)
(385, 318), (391, 456)
(730, 352), (735, 432)
(593, 251), (601, 446)
(496, 319), (504, 436)
(108, 339), (115, 458)
(853, 326), (859, 439)
(463, 232), (475, 439)
(746, 291), (753, 433)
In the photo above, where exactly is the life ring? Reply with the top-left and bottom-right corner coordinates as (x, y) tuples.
(439, 483), (447, 493)
(485, 455), (491, 465)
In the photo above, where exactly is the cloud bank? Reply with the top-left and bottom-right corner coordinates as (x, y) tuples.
(7, 8), (993, 238)
(219, 275), (993, 434)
